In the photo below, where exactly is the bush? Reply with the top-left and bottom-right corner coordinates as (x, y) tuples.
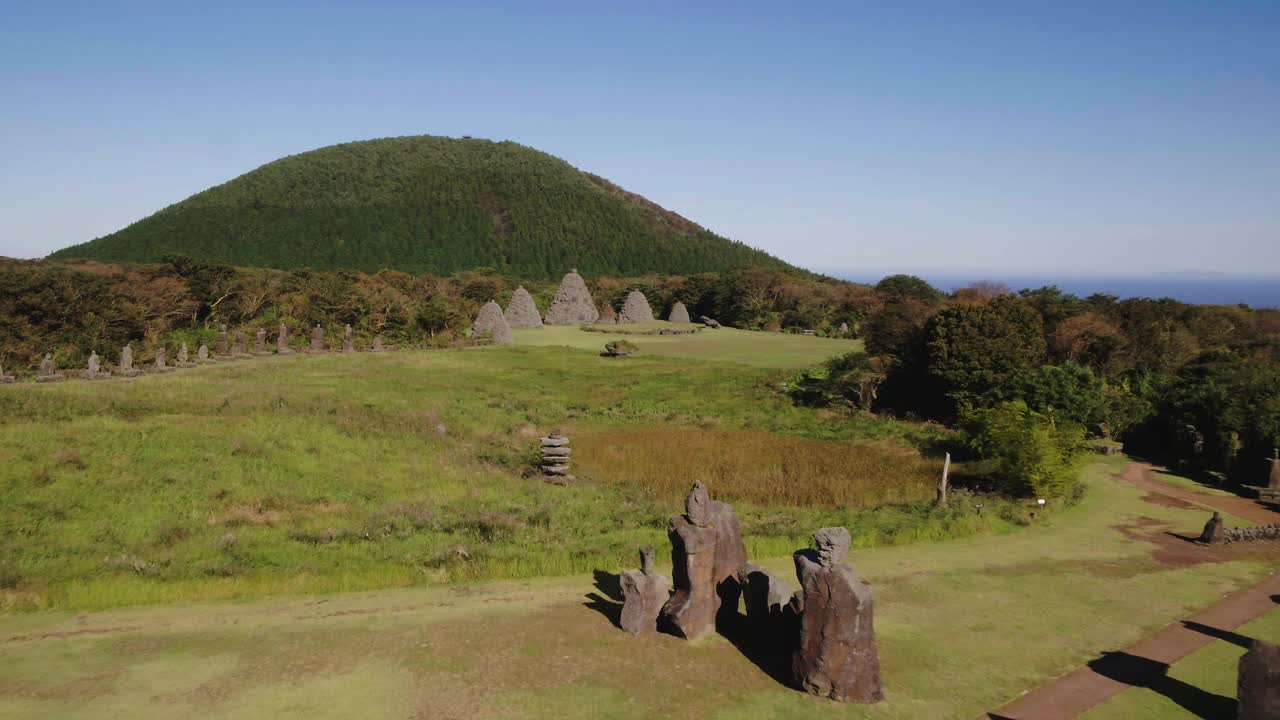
(961, 401), (1085, 498)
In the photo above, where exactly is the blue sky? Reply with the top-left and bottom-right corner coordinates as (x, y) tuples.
(1, 1), (1277, 275)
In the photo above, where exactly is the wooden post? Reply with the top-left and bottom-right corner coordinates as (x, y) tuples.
(937, 452), (951, 506)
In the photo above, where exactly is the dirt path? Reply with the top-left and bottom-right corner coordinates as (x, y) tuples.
(1118, 462), (1279, 525)
(983, 463), (1280, 720)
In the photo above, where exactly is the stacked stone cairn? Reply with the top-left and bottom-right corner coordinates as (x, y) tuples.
(472, 301), (513, 345)
(277, 324), (294, 355)
(309, 325), (325, 352)
(81, 351), (111, 380)
(116, 345), (144, 377)
(617, 290), (654, 324)
(196, 344), (215, 363)
(539, 431), (573, 484)
(668, 301), (691, 324)
(504, 286), (543, 328)
(0, 362), (14, 384)
(36, 353), (66, 382)
(544, 269), (600, 325)
(215, 325), (230, 356)
(176, 343), (196, 368)
(343, 324), (354, 353)
(153, 346), (176, 372)
(661, 481), (749, 640)
(254, 329), (269, 355)
(1238, 639), (1280, 720)
(619, 546), (671, 635)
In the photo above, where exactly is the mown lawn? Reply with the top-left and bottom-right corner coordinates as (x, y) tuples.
(514, 325), (864, 368)
(0, 459), (1273, 719)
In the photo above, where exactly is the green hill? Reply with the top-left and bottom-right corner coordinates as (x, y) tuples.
(49, 136), (797, 278)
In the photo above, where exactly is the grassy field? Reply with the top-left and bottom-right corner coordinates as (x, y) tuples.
(0, 458), (1274, 719)
(514, 325), (864, 368)
(1, 328), (960, 611)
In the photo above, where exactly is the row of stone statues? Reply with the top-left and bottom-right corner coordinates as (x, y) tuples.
(617, 482), (883, 704)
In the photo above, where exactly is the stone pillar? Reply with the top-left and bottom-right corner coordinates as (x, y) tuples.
(540, 432), (574, 484)
(343, 324), (354, 353)
(660, 482), (748, 641)
(1238, 639), (1280, 720)
(619, 546), (671, 635)
(116, 345), (144, 377)
(232, 330), (247, 357)
(277, 324), (293, 355)
(310, 324), (325, 352)
(215, 325), (229, 356)
(255, 329), (267, 354)
(37, 353), (66, 382)
(1199, 511), (1225, 544)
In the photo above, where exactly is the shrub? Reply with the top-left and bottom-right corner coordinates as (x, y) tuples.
(961, 401), (1085, 498)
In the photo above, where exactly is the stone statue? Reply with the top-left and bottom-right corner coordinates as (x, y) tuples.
(619, 546), (671, 636)
(36, 353), (66, 382)
(154, 346), (174, 372)
(196, 344), (214, 363)
(660, 481), (748, 640)
(309, 324), (325, 352)
(1237, 639), (1280, 720)
(343, 324), (354, 353)
(176, 343), (196, 368)
(117, 344), (143, 377)
(1199, 511), (1225, 544)
(81, 351), (111, 380)
(504, 286), (544, 328)
(254, 329), (267, 354)
(472, 301), (513, 345)
(231, 330), (247, 357)
(277, 323), (293, 355)
(215, 324), (229, 356)
(371, 335), (385, 352)
(1269, 449), (1280, 491)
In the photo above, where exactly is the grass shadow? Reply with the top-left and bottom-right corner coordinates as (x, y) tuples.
(1166, 531), (1206, 545)
(582, 569), (625, 629)
(714, 607), (797, 689)
(1087, 651), (1236, 719)
(1181, 621), (1254, 649)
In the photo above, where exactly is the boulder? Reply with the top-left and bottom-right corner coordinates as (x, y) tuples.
(791, 527), (883, 704)
(472, 301), (513, 345)
(544, 269), (600, 325)
(1199, 511), (1225, 544)
(668, 301), (691, 324)
(604, 340), (637, 357)
(343, 324), (354, 353)
(619, 546), (671, 635)
(504, 286), (544, 328)
(700, 315), (722, 329)
(617, 290), (654, 324)
(660, 482), (748, 640)
(1238, 639), (1280, 720)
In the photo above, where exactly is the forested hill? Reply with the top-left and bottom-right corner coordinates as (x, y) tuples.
(48, 136), (798, 278)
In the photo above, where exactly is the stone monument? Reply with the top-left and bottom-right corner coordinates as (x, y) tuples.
(36, 353), (66, 382)
(231, 330), (248, 358)
(504, 286), (544, 328)
(617, 290), (655, 324)
(668, 301), (691, 324)
(116, 345), (144, 377)
(196, 344), (215, 364)
(472, 301), (513, 345)
(790, 527), (883, 704)
(1238, 639), (1280, 720)
(343, 324), (354, 353)
(1199, 511), (1225, 544)
(81, 351), (111, 380)
(619, 546), (671, 635)
(215, 325), (229, 356)
(277, 324), (294, 355)
(540, 431), (573, 484)
(371, 335), (387, 352)
(309, 324), (325, 352)
(544, 269), (600, 325)
(660, 481), (748, 640)
(176, 343), (196, 368)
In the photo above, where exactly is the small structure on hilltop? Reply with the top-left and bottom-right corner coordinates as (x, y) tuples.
(472, 301), (513, 345)
(791, 527), (884, 704)
(544, 269), (600, 325)
(116, 345), (144, 377)
(343, 324), (354, 353)
(215, 325), (229, 356)
(309, 325), (325, 353)
(539, 431), (573, 484)
(668, 301), (691, 324)
(277, 324), (294, 355)
(617, 290), (655, 324)
(661, 481), (748, 641)
(176, 343), (196, 368)
(619, 546), (671, 635)
(37, 353), (66, 382)
(504, 286), (543, 328)
(0, 362), (14, 383)
(1238, 639), (1280, 720)
(81, 351), (111, 380)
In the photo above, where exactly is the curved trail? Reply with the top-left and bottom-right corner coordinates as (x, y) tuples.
(983, 462), (1280, 720)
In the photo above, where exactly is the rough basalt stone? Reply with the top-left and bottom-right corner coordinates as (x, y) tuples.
(791, 528), (883, 704)
(619, 547), (671, 635)
(1238, 639), (1280, 720)
(660, 482), (748, 640)
(668, 301), (691, 324)
(700, 315), (722, 329)
(472, 301), (513, 345)
(310, 325), (325, 352)
(196, 344), (214, 363)
(277, 324), (294, 355)
(544, 269), (600, 325)
(116, 345), (144, 377)
(215, 325), (229, 356)
(617, 290), (654, 324)
(1199, 511), (1225, 544)
(504, 286), (544, 329)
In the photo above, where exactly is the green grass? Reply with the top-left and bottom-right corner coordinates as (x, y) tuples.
(0, 458), (1273, 719)
(1, 334), (948, 610)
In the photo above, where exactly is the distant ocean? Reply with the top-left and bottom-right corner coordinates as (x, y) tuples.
(829, 272), (1280, 309)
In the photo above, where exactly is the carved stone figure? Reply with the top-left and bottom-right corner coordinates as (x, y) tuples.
(215, 325), (229, 356)
(81, 351), (111, 380)
(544, 269), (600, 325)
(472, 301), (513, 345)
(277, 324), (294, 355)
(343, 324), (354, 353)
(504, 286), (544, 328)
(176, 343), (196, 368)
(310, 324), (325, 352)
(231, 330), (248, 357)
(37, 353), (66, 382)
(154, 346), (175, 372)
(196, 344), (214, 363)
(668, 301), (691, 324)
(791, 527), (883, 704)
(660, 482), (748, 640)
(1199, 511), (1225, 544)
(1238, 639), (1280, 720)
(116, 345), (144, 377)
(254, 329), (267, 354)
(371, 335), (386, 352)
(619, 546), (671, 635)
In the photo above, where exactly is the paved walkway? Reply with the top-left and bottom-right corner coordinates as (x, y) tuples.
(983, 463), (1280, 720)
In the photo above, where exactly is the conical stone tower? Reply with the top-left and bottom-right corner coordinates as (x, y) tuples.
(544, 269), (600, 325)
(618, 290), (655, 324)
(668, 301), (691, 324)
(472, 301), (514, 345)
(504, 286), (544, 329)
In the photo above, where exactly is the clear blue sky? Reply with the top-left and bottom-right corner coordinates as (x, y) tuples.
(2, 1), (1277, 275)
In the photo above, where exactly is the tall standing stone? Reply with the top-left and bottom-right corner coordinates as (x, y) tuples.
(504, 286), (544, 328)
(472, 301), (513, 345)
(619, 546), (671, 636)
(277, 324), (293, 355)
(791, 527), (883, 704)
(177, 343), (196, 367)
(310, 325), (325, 353)
(215, 325), (229, 356)
(617, 290), (655, 324)
(668, 301), (691, 324)
(154, 346), (175, 372)
(1238, 639), (1280, 720)
(660, 482), (749, 641)
(81, 351), (111, 380)
(37, 353), (66, 382)
(543, 269), (600, 325)
(231, 330), (247, 357)
(1199, 511), (1225, 544)
(254, 329), (267, 354)
(116, 345), (143, 377)
(1269, 450), (1280, 491)
(343, 324), (354, 353)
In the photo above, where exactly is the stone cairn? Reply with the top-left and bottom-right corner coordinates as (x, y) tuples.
(343, 324), (354, 353)
(254, 329), (268, 355)
(116, 345), (144, 377)
(277, 323), (294, 355)
(1238, 639), (1280, 720)
(472, 301), (513, 345)
(0, 362), (14, 384)
(309, 324), (325, 352)
(668, 301), (691, 324)
(504, 286), (544, 329)
(617, 290), (655, 324)
(215, 324), (230, 356)
(36, 353), (66, 382)
(661, 481), (749, 640)
(540, 431), (573, 484)
(544, 268), (600, 325)
(176, 343), (196, 368)
(154, 346), (176, 372)
(81, 351), (111, 380)
(791, 527), (884, 703)
(619, 546), (671, 635)
(196, 344), (215, 363)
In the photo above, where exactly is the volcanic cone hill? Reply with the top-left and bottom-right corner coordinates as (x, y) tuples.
(50, 135), (798, 279)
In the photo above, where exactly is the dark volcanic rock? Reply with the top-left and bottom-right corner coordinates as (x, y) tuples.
(660, 482), (748, 640)
(1199, 511), (1225, 544)
(1238, 639), (1280, 720)
(619, 547), (671, 635)
(791, 528), (883, 704)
